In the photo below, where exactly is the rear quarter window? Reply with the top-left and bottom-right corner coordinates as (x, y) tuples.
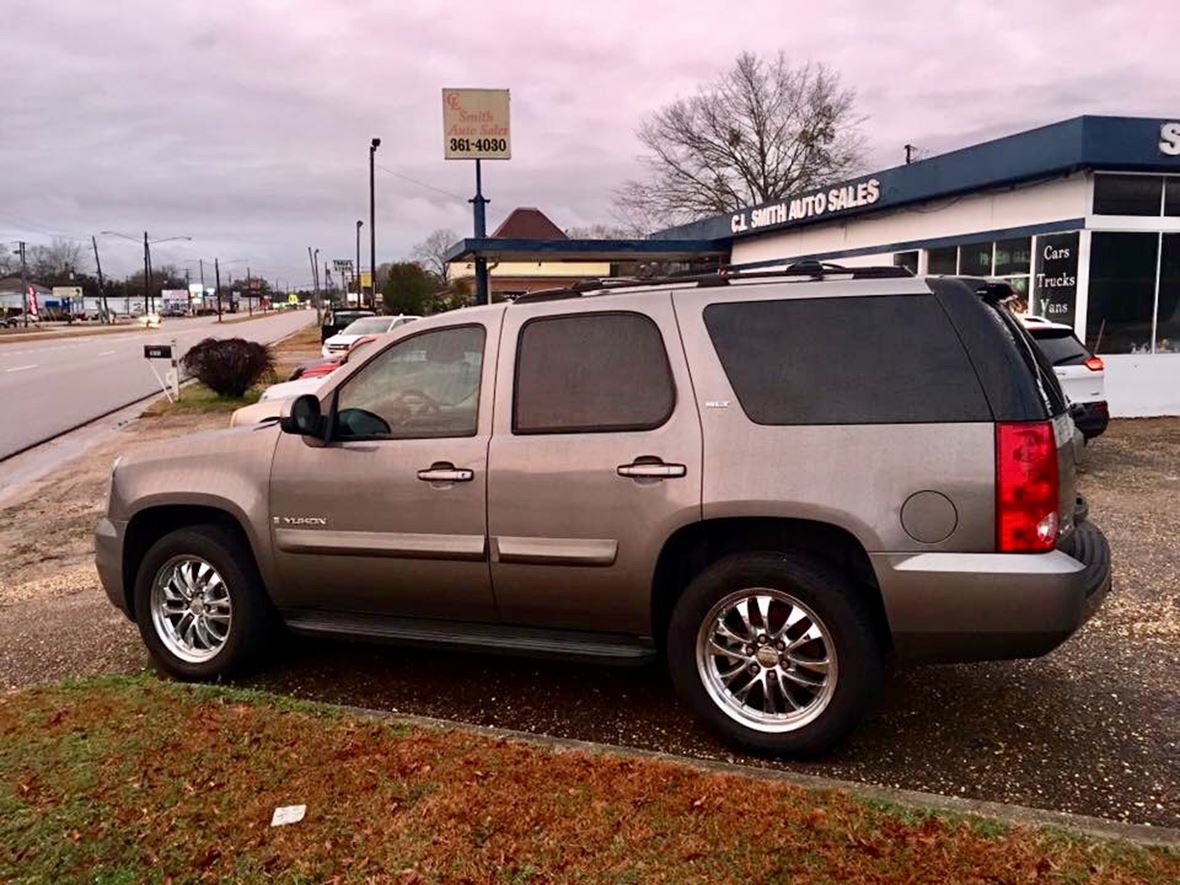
(1030, 330), (1089, 365)
(703, 295), (991, 424)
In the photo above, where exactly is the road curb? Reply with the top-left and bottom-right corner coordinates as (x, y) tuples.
(332, 702), (1180, 849)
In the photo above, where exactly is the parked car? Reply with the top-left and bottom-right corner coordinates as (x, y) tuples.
(96, 265), (1111, 755)
(320, 307), (375, 343)
(289, 335), (378, 380)
(1021, 317), (1109, 440)
(233, 336), (381, 428)
(321, 314), (418, 358)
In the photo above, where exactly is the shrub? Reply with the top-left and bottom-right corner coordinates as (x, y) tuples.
(181, 338), (274, 397)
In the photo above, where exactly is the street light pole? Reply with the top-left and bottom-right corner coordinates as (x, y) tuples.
(16, 241), (28, 328)
(369, 137), (380, 311)
(355, 220), (363, 308)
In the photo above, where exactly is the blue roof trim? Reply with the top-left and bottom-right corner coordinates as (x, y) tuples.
(444, 236), (726, 263)
(652, 115), (1180, 243)
(732, 218), (1086, 268)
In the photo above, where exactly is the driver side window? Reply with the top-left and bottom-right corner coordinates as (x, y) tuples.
(334, 325), (485, 439)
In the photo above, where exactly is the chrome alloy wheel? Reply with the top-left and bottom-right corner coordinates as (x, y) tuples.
(696, 588), (838, 732)
(150, 556), (233, 664)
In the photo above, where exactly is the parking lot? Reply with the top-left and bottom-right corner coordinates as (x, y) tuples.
(0, 414), (1176, 829)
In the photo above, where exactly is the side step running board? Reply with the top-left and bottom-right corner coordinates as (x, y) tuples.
(281, 609), (658, 667)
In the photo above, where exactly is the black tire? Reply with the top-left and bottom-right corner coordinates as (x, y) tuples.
(666, 552), (883, 756)
(133, 524), (274, 680)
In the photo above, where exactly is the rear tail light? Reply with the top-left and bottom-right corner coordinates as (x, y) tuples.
(1083, 355), (1104, 371)
(996, 421), (1060, 552)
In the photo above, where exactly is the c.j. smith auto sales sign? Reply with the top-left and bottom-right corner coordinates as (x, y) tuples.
(730, 176), (881, 234)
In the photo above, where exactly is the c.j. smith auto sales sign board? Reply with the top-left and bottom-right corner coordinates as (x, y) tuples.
(730, 176), (881, 234)
(443, 88), (511, 160)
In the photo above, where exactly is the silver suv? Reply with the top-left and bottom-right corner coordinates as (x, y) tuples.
(96, 265), (1111, 754)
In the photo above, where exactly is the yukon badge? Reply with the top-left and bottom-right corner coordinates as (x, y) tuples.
(273, 516), (328, 527)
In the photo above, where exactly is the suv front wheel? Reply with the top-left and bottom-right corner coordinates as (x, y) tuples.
(133, 524), (273, 680)
(667, 552), (882, 755)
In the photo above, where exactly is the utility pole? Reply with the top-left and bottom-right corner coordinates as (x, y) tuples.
(16, 241), (28, 328)
(246, 266), (253, 316)
(91, 235), (109, 323)
(369, 137), (381, 311)
(199, 258), (206, 314)
(214, 258), (223, 321)
(142, 231), (151, 315)
(185, 267), (192, 315)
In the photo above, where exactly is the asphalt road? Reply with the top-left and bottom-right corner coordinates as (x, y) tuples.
(0, 312), (313, 459)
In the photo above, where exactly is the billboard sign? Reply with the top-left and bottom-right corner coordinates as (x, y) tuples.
(52, 286), (83, 300)
(443, 88), (510, 160)
(332, 259), (353, 271)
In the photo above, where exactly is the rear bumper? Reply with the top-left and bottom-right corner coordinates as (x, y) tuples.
(872, 520), (1111, 663)
(1073, 400), (1109, 440)
(95, 517), (131, 617)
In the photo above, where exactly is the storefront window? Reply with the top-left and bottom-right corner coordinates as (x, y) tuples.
(994, 237), (1032, 276)
(1166, 178), (1180, 217)
(1032, 232), (1079, 327)
(1157, 235), (1180, 353)
(1086, 232), (1158, 354)
(1093, 174), (1163, 216)
(927, 247), (957, 275)
(893, 251), (918, 274)
(959, 241), (993, 276)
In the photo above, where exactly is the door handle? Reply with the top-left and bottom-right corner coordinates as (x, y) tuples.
(417, 463), (474, 483)
(617, 460), (687, 479)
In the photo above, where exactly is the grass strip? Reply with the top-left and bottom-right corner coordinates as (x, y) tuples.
(1, 675), (1176, 883)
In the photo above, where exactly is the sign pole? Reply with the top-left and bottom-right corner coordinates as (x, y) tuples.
(472, 158), (489, 306)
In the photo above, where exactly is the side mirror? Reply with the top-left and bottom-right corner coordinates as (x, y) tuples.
(280, 394), (324, 437)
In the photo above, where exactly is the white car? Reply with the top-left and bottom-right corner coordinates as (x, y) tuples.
(321, 314), (418, 358)
(230, 377), (326, 428)
(1021, 317), (1108, 440)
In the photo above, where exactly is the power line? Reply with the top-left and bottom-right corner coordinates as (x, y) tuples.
(374, 164), (466, 200)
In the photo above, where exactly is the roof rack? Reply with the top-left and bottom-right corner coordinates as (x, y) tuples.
(511, 261), (913, 304)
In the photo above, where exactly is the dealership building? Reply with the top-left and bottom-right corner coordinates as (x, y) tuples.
(447, 115), (1180, 415)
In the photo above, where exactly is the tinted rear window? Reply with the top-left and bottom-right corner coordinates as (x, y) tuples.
(1029, 329), (1089, 365)
(704, 295), (991, 424)
(514, 312), (675, 433)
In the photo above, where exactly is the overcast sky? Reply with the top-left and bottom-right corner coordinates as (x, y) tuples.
(2, 0), (1176, 285)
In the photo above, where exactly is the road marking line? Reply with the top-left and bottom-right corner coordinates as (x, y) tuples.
(5, 364), (36, 372)
(98, 350), (116, 356)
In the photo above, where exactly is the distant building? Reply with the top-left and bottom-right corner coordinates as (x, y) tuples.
(448, 208), (612, 298)
(0, 277), (51, 311)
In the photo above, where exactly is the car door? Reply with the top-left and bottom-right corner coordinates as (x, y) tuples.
(487, 292), (703, 636)
(268, 311), (503, 621)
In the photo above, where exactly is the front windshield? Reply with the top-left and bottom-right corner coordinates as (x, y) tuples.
(342, 317), (393, 335)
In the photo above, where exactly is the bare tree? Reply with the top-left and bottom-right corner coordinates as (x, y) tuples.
(412, 228), (459, 282)
(616, 53), (865, 225)
(29, 238), (87, 281)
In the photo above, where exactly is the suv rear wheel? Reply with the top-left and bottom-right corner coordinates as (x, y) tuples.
(667, 552), (882, 755)
(133, 524), (273, 680)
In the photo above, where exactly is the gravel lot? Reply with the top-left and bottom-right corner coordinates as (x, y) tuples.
(1, 417), (1176, 828)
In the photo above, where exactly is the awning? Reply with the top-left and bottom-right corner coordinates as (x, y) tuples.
(444, 237), (728, 264)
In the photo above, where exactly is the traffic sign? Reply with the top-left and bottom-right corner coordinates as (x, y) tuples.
(332, 258), (353, 271)
(144, 344), (173, 359)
